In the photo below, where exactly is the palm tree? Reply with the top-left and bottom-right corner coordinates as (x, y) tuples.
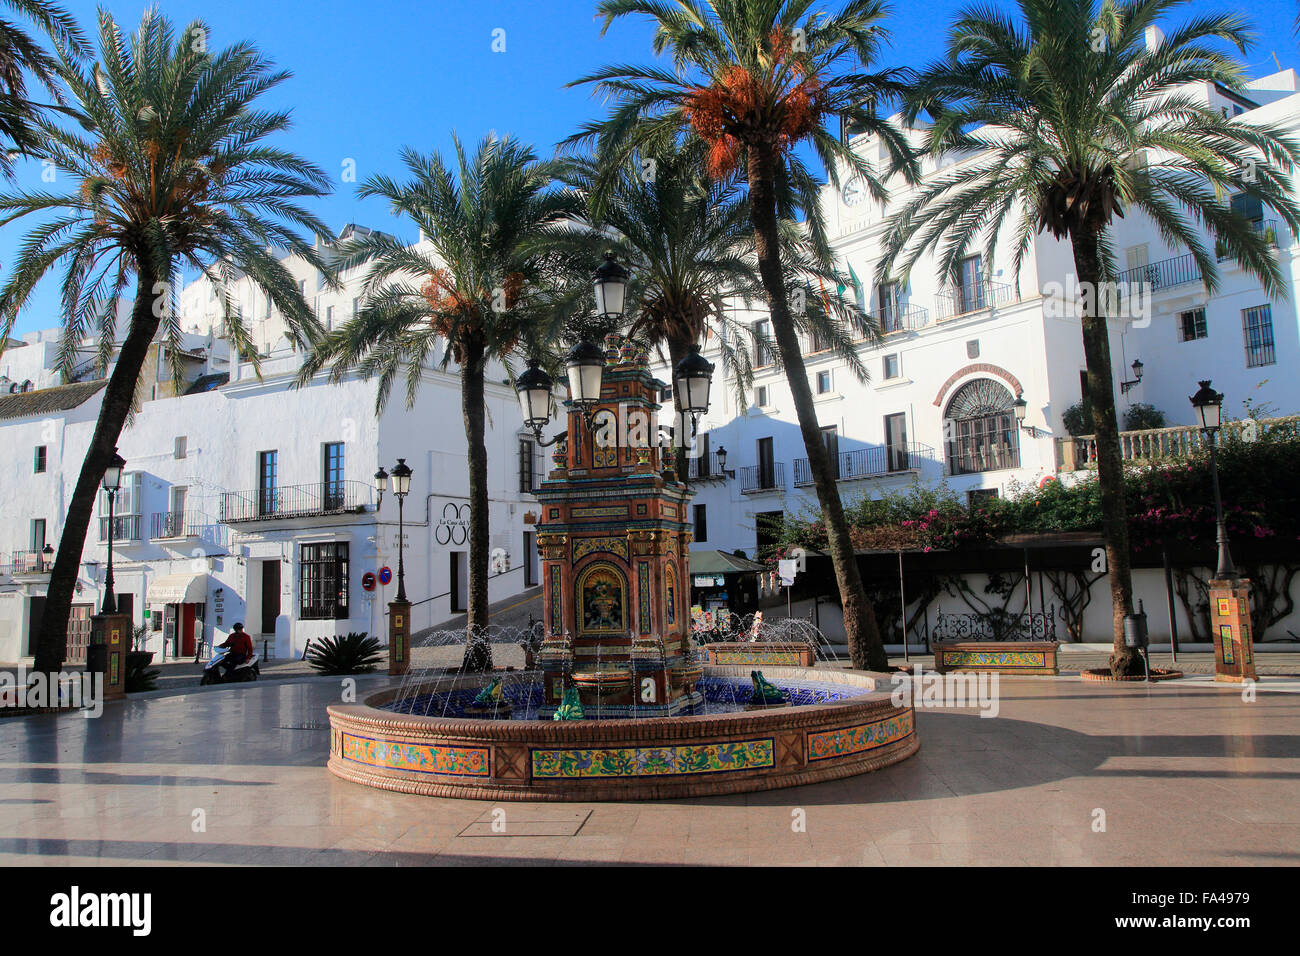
(297, 134), (583, 672)
(558, 139), (880, 476)
(570, 0), (916, 670)
(878, 0), (1300, 675)
(0, 0), (89, 178)
(0, 9), (334, 674)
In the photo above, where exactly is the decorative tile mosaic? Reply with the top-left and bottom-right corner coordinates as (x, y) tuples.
(339, 732), (490, 777)
(549, 566), (561, 635)
(638, 562), (651, 633)
(1219, 624), (1235, 665)
(532, 739), (774, 778)
(941, 650), (1046, 668)
(571, 505), (630, 519)
(572, 536), (629, 561)
(712, 648), (808, 666)
(807, 711), (915, 762)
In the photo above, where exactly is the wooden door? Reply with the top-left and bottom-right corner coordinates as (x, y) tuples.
(65, 603), (92, 664)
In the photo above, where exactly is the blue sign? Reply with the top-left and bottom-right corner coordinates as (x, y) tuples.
(378, 566), (392, 585)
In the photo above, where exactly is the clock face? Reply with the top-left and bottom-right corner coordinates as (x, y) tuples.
(841, 177), (866, 207)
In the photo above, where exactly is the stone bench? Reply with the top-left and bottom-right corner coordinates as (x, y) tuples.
(701, 642), (817, 667)
(931, 641), (1060, 676)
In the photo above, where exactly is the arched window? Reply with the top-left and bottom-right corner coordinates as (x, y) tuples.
(944, 378), (1020, 474)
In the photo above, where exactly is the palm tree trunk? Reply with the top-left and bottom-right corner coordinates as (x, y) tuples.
(746, 144), (887, 671)
(460, 341), (493, 672)
(33, 266), (161, 673)
(1068, 223), (1141, 676)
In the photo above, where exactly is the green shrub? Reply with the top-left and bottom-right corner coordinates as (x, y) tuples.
(125, 652), (159, 693)
(306, 632), (382, 675)
(1062, 400), (1093, 436)
(1123, 403), (1166, 431)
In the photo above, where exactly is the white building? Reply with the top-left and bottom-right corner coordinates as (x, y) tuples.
(665, 66), (1300, 567)
(0, 227), (544, 664)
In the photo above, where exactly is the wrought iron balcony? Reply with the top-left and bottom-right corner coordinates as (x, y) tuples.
(150, 510), (207, 539)
(793, 442), (934, 486)
(1117, 252), (1202, 293)
(684, 449), (730, 483)
(739, 463), (784, 495)
(97, 514), (141, 543)
(846, 305), (931, 344)
(8, 549), (50, 574)
(218, 479), (374, 523)
(934, 280), (1018, 320)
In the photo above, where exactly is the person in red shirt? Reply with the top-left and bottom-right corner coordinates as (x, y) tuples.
(217, 623), (254, 677)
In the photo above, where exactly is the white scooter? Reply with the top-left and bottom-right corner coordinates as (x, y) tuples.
(200, 645), (261, 685)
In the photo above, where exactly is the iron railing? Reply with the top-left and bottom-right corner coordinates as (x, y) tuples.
(740, 462), (785, 495)
(946, 442), (1020, 476)
(218, 479), (373, 522)
(150, 510), (207, 539)
(8, 549), (48, 573)
(933, 606), (1058, 642)
(934, 280), (1018, 320)
(97, 514), (141, 542)
(793, 441), (935, 486)
(1117, 252), (1202, 293)
(684, 449), (730, 482)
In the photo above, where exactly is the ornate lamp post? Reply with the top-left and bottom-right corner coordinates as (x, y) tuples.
(389, 458), (412, 602)
(1190, 380), (1234, 579)
(101, 449), (125, 614)
(1189, 379), (1256, 682)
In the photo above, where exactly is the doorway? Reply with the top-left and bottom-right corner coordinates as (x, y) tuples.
(66, 603), (92, 664)
(449, 551), (468, 613)
(260, 559), (281, 635)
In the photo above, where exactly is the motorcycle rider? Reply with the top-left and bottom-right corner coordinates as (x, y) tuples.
(216, 622), (254, 678)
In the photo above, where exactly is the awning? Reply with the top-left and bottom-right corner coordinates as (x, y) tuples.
(147, 573), (208, 605)
(690, 550), (768, 576)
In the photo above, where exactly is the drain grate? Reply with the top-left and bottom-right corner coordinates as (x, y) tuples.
(457, 808), (591, 838)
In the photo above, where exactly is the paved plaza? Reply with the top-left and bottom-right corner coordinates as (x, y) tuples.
(0, 663), (1296, 866)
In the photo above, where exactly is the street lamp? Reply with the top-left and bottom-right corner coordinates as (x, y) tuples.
(592, 251), (630, 322)
(101, 449), (126, 614)
(714, 444), (736, 479)
(1120, 358), (1144, 395)
(41, 544), (53, 572)
(1011, 394), (1038, 437)
(389, 458), (412, 602)
(516, 358), (563, 446)
(373, 466), (388, 508)
(673, 344), (715, 436)
(1189, 380), (1235, 579)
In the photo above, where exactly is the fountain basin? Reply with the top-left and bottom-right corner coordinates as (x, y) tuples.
(702, 642), (818, 667)
(326, 665), (918, 801)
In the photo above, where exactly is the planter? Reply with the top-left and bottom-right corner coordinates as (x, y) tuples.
(932, 641), (1060, 675)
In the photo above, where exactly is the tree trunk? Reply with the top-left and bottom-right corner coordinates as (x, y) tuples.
(1068, 223), (1141, 676)
(746, 143), (887, 671)
(461, 341), (493, 672)
(34, 265), (161, 673)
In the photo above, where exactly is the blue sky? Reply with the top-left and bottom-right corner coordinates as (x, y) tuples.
(3, 0), (1298, 336)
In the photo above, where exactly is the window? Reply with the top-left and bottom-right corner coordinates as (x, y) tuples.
(174, 436), (187, 460)
(757, 436), (775, 489)
(300, 542), (349, 620)
(885, 413), (909, 472)
(258, 450), (278, 516)
(944, 378), (1021, 475)
(519, 438), (537, 493)
(1178, 308), (1207, 342)
(755, 385), (769, 408)
(299, 279), (307, 298)
(821, 426), (840, 480)
(883, 354), (900, 380)
(98, 473), (142, 540)
(878, 282), (901, 331)
(31, 518), (45, 551)
(816, 370), (831, 394)
(322, 442), (344, 509)
(1243, 305), (1276, 367)
(352, 296), (362, 318)
(967, 488), (999, 508)
(956, 254), (984, 313)
(752, 320), (773, 367)
(326, 305), (335, 328)
(810, 328), (830, 353)
(523, 531), (537, 587)
(693, 504), (708, 543)
(33, 445), (46, 473)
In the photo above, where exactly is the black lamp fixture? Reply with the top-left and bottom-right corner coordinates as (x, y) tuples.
(1189, 380), (1235, 579)
(1119, 358), (1144, 394)
(714, 444), (736, 479)
(100, 448), (126, 615)
(389, 458), (413, 602)
(673, 344), (715, 437)
(1011, 394), (1039, 437)
(41, 544), (53, 572)
(373, 465), (389, 508)
(516, 358), (563, 446)
(592, 251), (630, 321)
